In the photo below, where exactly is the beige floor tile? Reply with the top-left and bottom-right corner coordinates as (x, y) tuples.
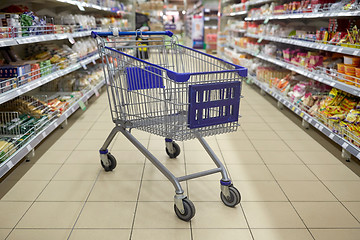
(295, 151), (342, 165)
(65, 150), (102, 165)
(343, 202), (360, 221)
(132, 229), (191, 240)
(37, 181), (93, 201)
(242, 202), (305, 228)
(75, 139), (106, 151)
(278, 181), (337, 201)
(293, 202), (360, 228)
(143, 164), (185, 181)
(241, 116), (265, 123)
(263, 116), (294, 123)
(268, 122), (301, 131)
(75, 202), (136, 228)
(59, 129), (88, 140)
(187, 181), (221, 202)
(228, 165), (274, 181)
(221, 150), (263, 164)
(133, 202), (190, 228)
(217, 139), (255, 151)
(97, 164), (143, 181)
(251, 140), (291, 151)
(1, 180), (48, 201)
(268, 165), (317, 181)
(184, 150), (222, 165)
(258, 151), (303, 165)
(47, 139), (81, 151)
(7, 229), (71, 240)
(88, 181), (140, 201)
(90, 122), (114, 131)
(110, 150), (146, 164)
(307, 165), (360, 181)
(35, 150), (72, 164)
(129, 129), (152, 140)
(285, 140), (327, 151)
(191, 202), (248, 228)
(0, 202), (31, 228)
(193, 229), (252, 240)
(0, 229), (11, 239)
(183, 139), (219, 151)
(252, 229), (313, 240)
(276, 130), (312, 140)
(70, 121), (94, 130)
(20, 164), (61, 181)
(4, 162), (35, 181)
(139, 180), (181, 202)
(186, 164), (224, 181)
(237, 181), (287, 201)
(53, 165), (100, 181)
(310, 229), (360, 240)
(17, 202), (83, 228)
(324, 181), (360, 201)
(111, 138), (145, 151)
(245, 131), (281, 140)
(83, 129), (115, 139)
(69, 229), (131, 240)
(241, 123), (272, 131)
(215, 131), (249, 140)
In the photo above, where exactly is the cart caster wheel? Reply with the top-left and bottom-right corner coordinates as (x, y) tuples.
(221, 185), (241, 207)
(166, 142), (181, 158)
(101, 153), (117, 172)
(174, 198), (195, 222)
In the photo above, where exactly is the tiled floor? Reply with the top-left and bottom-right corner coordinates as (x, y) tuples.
(1, 83), (360, 240)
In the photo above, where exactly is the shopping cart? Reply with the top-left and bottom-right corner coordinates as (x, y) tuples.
(92, 30), (247, 221)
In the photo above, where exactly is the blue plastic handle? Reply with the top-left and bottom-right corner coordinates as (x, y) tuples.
(91, 30), (174, 38)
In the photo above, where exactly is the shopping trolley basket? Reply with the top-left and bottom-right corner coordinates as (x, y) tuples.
(92, 30), (247, 221)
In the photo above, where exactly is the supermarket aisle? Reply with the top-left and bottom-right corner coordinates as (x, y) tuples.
(0, 82), (360, 240)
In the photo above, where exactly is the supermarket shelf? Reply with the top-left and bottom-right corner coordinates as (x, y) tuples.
(224, 11), (247, 17)
(246, 33), (360, 57)
(0, 30), (96, 47)
(246, 0), (274, 6)
(229, 29), (246, 33)
(0, 53), (100, 105)
(249, 75), (360, 160)
(229, 43), (360, 97)
(56, 0), (113, 12)
(0, 79), (105, 179)
(245, 10), (360, 21)
(204, 16), (218, 21)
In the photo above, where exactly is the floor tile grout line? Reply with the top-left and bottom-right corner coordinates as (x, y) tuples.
(128, 136), (150, 240)
(66, 169), (102, 240)
(240, 101), (317, 240)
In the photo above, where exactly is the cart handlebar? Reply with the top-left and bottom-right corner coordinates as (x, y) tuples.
(91, 30), (174, 38)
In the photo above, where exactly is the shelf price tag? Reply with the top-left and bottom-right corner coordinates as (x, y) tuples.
(264, 17), (270, 24)
(92, 59), (96, 65)
(77, 2), (85, 11)
(329, 133), (335, 139)
(257, 37), (263, 43)
(6, 161), (14, 169)
(78, 100), (87, 111)
(80, 62), (87, 70)
(93, 87), (100, 97)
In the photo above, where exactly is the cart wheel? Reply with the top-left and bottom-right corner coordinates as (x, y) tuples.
(101, 153), (117, 172)
(220, 186), (241, 207)
(166, 142), (181, 158)
(174, 198), (195, 222)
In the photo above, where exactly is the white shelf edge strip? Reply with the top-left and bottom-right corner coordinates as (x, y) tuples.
(229, 44), (360, 97)
(0, 80), (105, 179)
(249, 75), (360, 159)
(0, 53), (100, 105)
(56, 0), (113, 12)
(0, 30), (94, 47)
(246, 33), (360, 57)
(245, 10), (360, 21)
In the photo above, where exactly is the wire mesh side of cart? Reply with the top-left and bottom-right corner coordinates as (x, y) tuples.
(97, 35), (246, 141)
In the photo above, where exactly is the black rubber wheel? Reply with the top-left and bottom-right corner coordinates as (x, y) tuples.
(174, 198), (196, 222)
(220, 186), (241, 207)
(101, 153), (117, 172)
(166, 142), (181, 158)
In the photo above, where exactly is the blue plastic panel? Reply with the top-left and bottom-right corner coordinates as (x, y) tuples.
(126, 66), (164, 90)
(188, 82), (241, 129)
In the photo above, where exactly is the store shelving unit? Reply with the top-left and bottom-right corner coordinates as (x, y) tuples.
(229, 43), (360, 97)
(0, 0), (135, 177)
(0, 80), (105, 178)
(246, 0), (274, 6)
(249, 75), (360, 161)
(245, 10), (360, 21)
(224, 11), (247, 17)
(245, 33), (360, 57)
